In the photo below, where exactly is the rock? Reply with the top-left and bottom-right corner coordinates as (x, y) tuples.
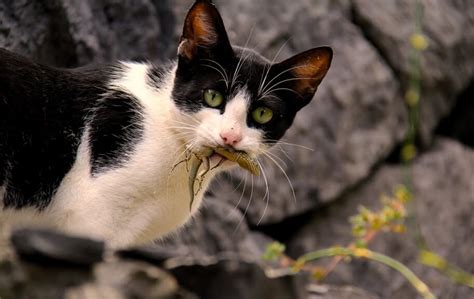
(288, 139), (474, 298)
(352, 0), (474, 145)
(69, 260), (189, 299)
(10, 228), (104, 267)
(0, 0), (77, 67)
(307, 284), (379, 299)
(437, 83), (474, 148)
(0, 229), (194, 299)
(0, 0), (164, 66)
(169, 258), (308, 299)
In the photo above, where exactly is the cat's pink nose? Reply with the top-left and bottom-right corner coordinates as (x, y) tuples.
(220, 130), (242, 146)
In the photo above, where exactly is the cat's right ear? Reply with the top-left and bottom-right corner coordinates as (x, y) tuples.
(275, 46), (333, 109)
(178, 0), (233, 62)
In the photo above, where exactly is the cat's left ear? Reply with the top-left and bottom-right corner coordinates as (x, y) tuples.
(276, 46), (333, 109)
(178, 0), (233, 62)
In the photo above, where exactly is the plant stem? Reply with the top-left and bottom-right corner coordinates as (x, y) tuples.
(299, 247), (436, 299)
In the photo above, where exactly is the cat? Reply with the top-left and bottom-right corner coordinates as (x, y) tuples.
(0, 0), (332, 248)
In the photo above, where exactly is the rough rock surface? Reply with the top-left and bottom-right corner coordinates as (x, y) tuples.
(0, 225), (378, 299)
(1, 0), (473, 298)
(289, 139), (474, 298)
(352, 0), (474, 145)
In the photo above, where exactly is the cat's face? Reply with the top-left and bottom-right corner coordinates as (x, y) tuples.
(171, 0), (332, 158)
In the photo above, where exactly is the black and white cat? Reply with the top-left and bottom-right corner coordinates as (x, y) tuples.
(0, 0), (332, 248)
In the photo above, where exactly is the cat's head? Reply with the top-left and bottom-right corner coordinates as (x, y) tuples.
(171, 0), (332, 158)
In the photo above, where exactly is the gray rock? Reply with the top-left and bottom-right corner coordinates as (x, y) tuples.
(288, 139), (474, 298)
(0, 258), (190, 299)
(169, 258), (308, 299)
(0, 0), (164, 66)
(308, 284), (379, 299)
(352, 0), (474, 145)
(0, 230), (194, 299)
(10, 228), (104, 267)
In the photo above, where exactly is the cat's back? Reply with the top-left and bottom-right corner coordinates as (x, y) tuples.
(0, 48), (109, 210)
(0, 48), (109, 108)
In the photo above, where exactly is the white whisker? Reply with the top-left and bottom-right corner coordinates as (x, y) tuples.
(231, 25), (256, 90)
(263, 151), (296, 203)
(258, 38), (291, 95)
(256, 158), (270, 225)
(235, 174), (254, 233)
(227, 173), (248, 218)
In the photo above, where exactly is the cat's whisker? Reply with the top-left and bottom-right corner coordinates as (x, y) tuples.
(202, 64), (229, 89)
(227, 172), (248, 218)
(272, 144), (295, 164)
(261, 66), (301, 93)
(231, 52), (251, 90)
(265, 140), (315, 151)
(165, 125), (197, 131)
(262, 149), (288, 168)
(258, 38), (290, 95)
(168, 117), (201, 126)
(262, 151), (297, 203)
(257, 94), (281, 102)
(256, 158), (270, 225)
(202, 59), (229, 87)
(195, 122), (221, 147)
(262, 87), (301, 99)
(261, 77), (315, 100)
(234, 174), (254, 233)
(231, 25), (255, 90)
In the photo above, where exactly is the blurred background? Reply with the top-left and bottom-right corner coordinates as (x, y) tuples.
(0, 0), (473, 298)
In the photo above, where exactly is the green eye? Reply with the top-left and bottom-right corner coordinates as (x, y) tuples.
(203, 89), (224, 108)
(252, 107), (273, 124)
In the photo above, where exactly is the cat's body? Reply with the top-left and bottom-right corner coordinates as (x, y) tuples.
(0, 51), (205, 247)
(0, 0), (332, 248)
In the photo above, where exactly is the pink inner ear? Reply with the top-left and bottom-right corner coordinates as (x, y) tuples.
(192, 13), (218, 46)
(186, 3), (218, 47)
(293, 55), (330, 81)
(178, 2), (220, 59)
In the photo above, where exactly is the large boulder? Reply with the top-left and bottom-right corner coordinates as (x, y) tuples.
(288, 139), (474, 298)
(0, 229), (194, 299)
(352, 0), (474, 145)
(0, 0), (164, 66)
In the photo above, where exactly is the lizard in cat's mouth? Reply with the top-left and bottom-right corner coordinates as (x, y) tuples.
(186, 146), (260, 210)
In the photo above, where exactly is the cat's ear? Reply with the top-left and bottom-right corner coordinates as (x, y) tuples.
(178, 0), (233, 62)
(276, 46), (333, 108)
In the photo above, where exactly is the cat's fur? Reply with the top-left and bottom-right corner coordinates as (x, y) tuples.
(0, 0), (332, 248)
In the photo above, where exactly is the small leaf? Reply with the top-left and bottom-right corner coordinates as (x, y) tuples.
(262, 242), (286, 261)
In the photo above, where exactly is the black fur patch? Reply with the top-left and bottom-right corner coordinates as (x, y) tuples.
(88, 91), (144, 175)
(0, 48), (128, 210)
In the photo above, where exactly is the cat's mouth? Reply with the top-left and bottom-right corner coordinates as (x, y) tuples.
(187, 146), (261, 209)
(195, 146), (260, 176)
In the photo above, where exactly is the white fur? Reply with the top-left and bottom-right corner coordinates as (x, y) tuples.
(1, 62), (266, 248)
